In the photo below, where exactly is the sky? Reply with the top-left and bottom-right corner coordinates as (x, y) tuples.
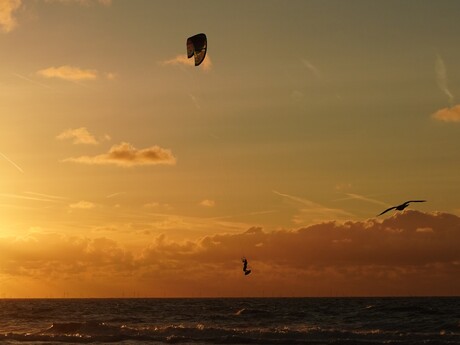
(0, 0), (460, 297)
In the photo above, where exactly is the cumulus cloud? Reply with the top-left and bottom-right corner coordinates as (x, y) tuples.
(0, 232), (132, 280)
(200, 199), (215, 207)
(0, 0), (21, 33)
(131, 210), (460, 296)
(432, 105), (460, 123)
(63, 142), (176, 167)
(37, 65), (98, 81)
(162, 54), (212, 71)
(2, 211), (460, 297)
(57, 127), (103, 145)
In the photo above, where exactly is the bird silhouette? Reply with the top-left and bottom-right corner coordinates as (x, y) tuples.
(377, 200), (426, 216)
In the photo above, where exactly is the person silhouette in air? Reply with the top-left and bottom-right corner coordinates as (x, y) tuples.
(242, 257), (251, 276)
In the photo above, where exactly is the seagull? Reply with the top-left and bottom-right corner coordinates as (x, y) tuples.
(376, 200), (426, 216)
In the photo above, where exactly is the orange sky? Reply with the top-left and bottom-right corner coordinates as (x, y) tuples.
(1, 0), (460, 297)
(1, 210), (459, 298)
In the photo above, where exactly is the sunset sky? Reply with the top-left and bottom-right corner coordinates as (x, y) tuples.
(1, 0), (460, 297)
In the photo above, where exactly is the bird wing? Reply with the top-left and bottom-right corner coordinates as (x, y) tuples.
(377, 206), (397, 216)
(405, 200), (426, 203)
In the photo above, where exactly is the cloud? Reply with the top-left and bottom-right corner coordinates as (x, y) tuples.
(432, 105), (460, 122)
(161, 54), (212, 71)
(0, 151), (24, 173)
(435, 55), (454, 106)
(0, 231), (132, 280)
(37, 65), (98, 81)
(57, 127), (102, 145)
(0, 0), (21, 33)
(336, 193), (388, 207)
(69, 200), (95, 209)
(273, 190), (354, 224)
(301, 58), (322, 80)
(416, 227), (433, 233)
(44, 0), (112, 6)
(0, 192), (63, 203)
(200, 199), (215, 207)
(63, 142), (176, 167)
(1, 211), (460, 297)
(143, 202), (172, 210)
(106, 192), (125, 199)
(24, 191), (67, 200)
(105, 72), (117, 80)
(1, 0), (111, 34)
(126, 210), (460, 296)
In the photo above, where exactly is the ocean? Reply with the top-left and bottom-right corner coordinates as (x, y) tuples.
(0, 297), (459, 344)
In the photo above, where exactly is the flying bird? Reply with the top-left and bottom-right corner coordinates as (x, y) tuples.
(376, 200), (426, 216)
(241, 257), (251, 276)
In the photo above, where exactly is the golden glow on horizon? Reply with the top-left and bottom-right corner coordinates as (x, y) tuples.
(0, 0), (460, 297)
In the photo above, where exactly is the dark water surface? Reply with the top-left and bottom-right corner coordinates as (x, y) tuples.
(0, 297), (459, 344)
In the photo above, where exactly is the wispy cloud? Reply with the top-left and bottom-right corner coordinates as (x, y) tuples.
(0, 193), (63, 203)
(189, 94), (201, 109)
(63, 142), (177, 167)
(435, 55), (454, 106)
(1, 0), (111, 34)
(432, 55), (460, 123)
(37, 66), (102, 82)
(44, 0), (112, 6)
(0, 152), (24, 173)
(0, 0), (21, 33)
(57, 127), (109, 145)
(13, 73), (52, 89)
(432, 105), (460, 123)
(273, 190), (354, 224)
(106, 192), (125, 199)
(143, 202), (172, 211)
(69, 200), (95, 209)
(301, 58), (322, 80)
(161, 54), (212, 71)
(336, 193), (388, 207)
(23, 191), (67, 200)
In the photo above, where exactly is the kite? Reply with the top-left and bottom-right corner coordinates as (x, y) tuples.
(187, 33), (207, 67)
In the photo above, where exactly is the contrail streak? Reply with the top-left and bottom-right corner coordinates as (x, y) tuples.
(24, 191), (67, 200)
(106, 192), (125, 198)
(0, 193), (62, 203)
(12, 73), (52, 89)
(0, 152), (24, 173)
(335, 193), (388, 207)
(435, 55), (454, 106)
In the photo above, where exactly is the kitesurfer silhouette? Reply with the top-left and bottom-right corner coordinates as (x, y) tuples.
(242, 257), (251, 275)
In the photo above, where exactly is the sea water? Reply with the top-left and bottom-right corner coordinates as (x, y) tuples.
(0, 297), (459, 344)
